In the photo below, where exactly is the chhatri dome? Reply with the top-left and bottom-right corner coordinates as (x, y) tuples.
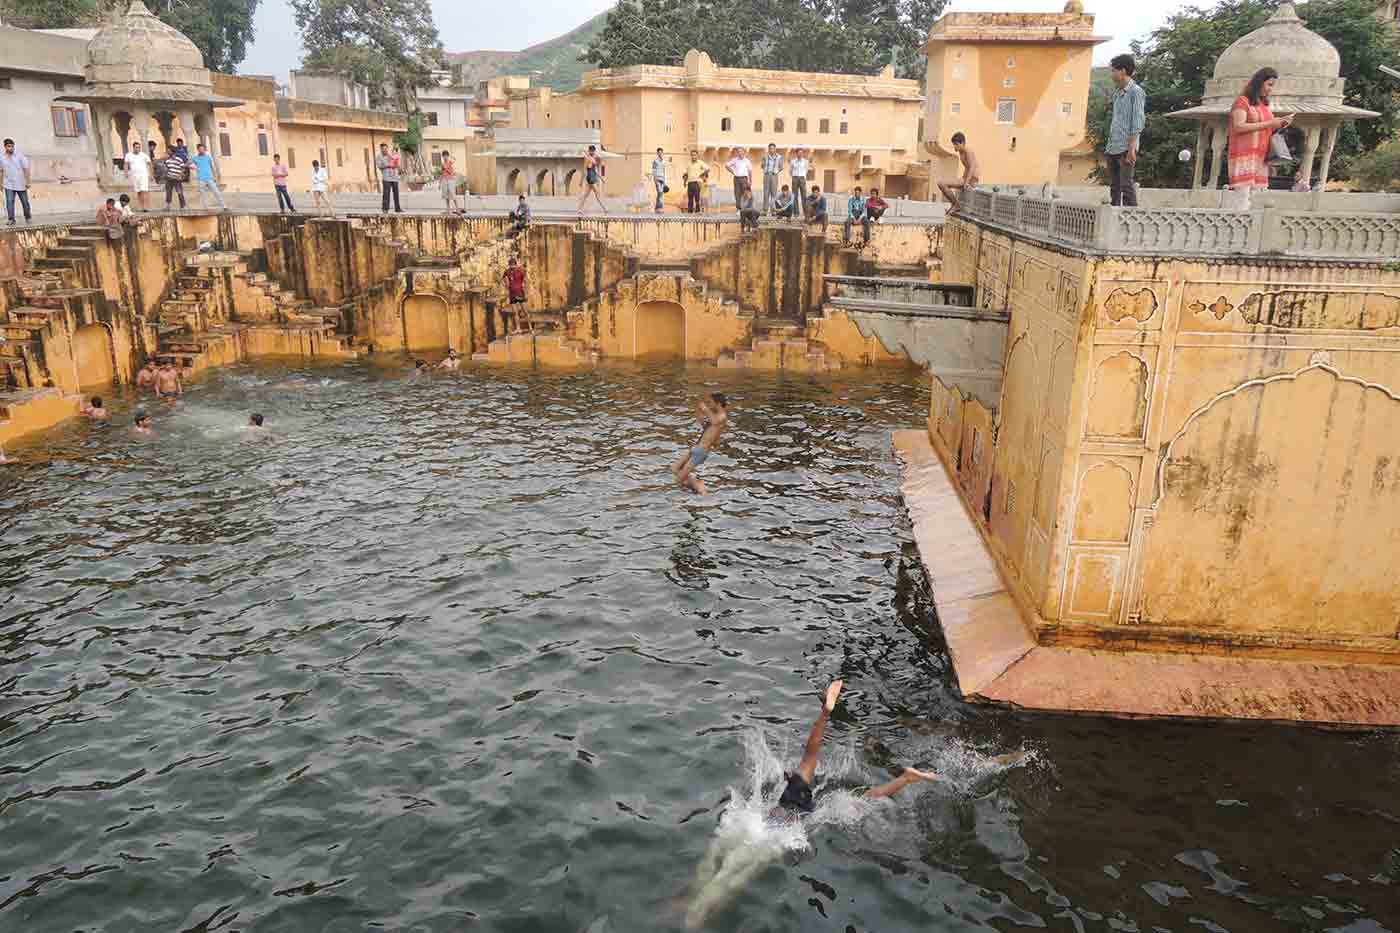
(1167, 2), (1376, 191)
(69, 0), (239, 104)
(1063, 0), (1085, 13)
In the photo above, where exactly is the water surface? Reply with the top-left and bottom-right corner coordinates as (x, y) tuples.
(1, 360), (1397, 932)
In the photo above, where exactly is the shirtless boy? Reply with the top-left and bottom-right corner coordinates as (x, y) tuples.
(249, 413), (264, 428)
(937, 132), (980, 214)
(771, 680), (937, 821)
(154, 361), (182, 399)
(672, 392), (728, 495)
(82, 396), (109, 420)
(136, 361), (158, 393)
(133, 410), (153, 433)
(437, 349), (461, 371)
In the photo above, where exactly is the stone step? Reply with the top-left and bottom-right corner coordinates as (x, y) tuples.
(46, 245), (94, 260)
(8, 305), (62, 322)
(2, 321), (48, 340)
(0, 337), (38, 358)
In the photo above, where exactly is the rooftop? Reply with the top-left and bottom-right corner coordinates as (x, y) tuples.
(577, 49), (923, 101)
(921, 11), (1109, 47)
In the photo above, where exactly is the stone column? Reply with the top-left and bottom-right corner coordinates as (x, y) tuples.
(1316, 122), (1338, 191)
(1293, 123), (1320, 192)
(1210, 119), (1229, 189)
(91, 106), (112, 188)
(1191, 122), (1208, 189)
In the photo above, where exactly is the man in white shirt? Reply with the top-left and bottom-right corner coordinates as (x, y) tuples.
(2, 138), (33, 225)
(724, 147), (753, 217)
(311, 159), (336, 216)
(123, 141), (152, 212)
(789, 148), (810, 220)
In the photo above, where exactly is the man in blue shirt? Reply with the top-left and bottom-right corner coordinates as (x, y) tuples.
(843, 185), (868, 246)
(1105, 53), (1147, 207)
(773, 184), (796, 220)
(190, 142), (227, 211)
(805, 185), (828, 233)
(651, 147), (667, 213)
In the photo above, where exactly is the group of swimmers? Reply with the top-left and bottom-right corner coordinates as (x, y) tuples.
(74, 358), (264, 435)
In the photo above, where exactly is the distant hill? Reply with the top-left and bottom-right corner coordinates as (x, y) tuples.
(447, 11), (609, 92)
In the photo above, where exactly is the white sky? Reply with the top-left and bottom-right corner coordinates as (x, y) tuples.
(239, 0), (1190, 84)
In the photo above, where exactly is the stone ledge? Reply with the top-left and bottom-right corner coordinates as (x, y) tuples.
(893, 428), (1400, 727)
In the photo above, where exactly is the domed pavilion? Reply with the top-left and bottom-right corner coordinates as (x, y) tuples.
(1166, 2), (1376, 191)
(56, 0), (242, 190)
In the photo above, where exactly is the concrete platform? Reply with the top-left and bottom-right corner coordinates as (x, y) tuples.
(893, 428), (1400, 727)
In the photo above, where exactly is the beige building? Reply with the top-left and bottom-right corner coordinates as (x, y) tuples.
(921, 3), (1107, 187)
(471, 76), (530, 134)
(508, 50), (926, 200)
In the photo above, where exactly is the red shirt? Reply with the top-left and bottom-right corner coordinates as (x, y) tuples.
(506, 266), (526, 298)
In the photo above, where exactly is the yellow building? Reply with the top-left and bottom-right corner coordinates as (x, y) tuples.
(471, 76), (531, 133)
(921, 4), (1107, 187)
(508, 50), (926, 199)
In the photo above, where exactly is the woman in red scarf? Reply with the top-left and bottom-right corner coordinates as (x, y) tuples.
(1229, 66), (1293, 192)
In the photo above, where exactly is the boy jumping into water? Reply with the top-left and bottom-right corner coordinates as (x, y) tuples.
(773, 680), (936, 821)
(673, 393), (729, 495)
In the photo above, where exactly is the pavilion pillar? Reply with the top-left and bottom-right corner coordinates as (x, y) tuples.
(1294, 124), (1321, 192)
(1315, 122), (1338, 191)
(1191, 122), (1207, 189)
(91, 107), (112, 188)
(1211, 118), (1229, 189)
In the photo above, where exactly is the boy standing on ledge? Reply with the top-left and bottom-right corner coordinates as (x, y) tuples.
(673, 393), (729, 495)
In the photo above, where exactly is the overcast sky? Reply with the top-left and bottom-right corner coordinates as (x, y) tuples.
(239, 0), (1192, 83)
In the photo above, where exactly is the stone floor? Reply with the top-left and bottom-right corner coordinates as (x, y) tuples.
(893, 428), (1400, 727)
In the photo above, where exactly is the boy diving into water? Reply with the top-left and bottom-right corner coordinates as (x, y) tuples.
(672, 393), (729, 495)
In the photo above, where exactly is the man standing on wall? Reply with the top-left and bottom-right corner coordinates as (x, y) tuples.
(1, 139), (33, 226)
(123, 141), (152, 212)
(651, 148), (668, 213)
(191, 142), (226, 211)
(163, 146), (188, 210)
(377, 143), (403, 214)
(724, 147), (753, 216)
(684, 150), (708, 214)
(937, 133), (980, 214)
(271, 153), (295, 213)
(789, 148), (810, 220)
(1105, 53), (1146, 208)
(761, 143), (783, 215)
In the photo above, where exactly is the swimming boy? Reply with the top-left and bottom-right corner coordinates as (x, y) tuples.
(772, 680), (937, 822)
(136, 360), (158, 392)
(154, 361), (182, 399)
(82, 396), (109, 420)
(249, 412), (264, 428)
(437, 349), (461, 370)
(672, 393), (729, 495)
(133, 410), (153, 433)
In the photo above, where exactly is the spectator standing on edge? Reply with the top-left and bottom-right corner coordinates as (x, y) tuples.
(937, 132), (980, 214)
(773, 184), (796, 220)
(577, 144), (607, 214)
(651, 148), (668, 213)
(1229, 67), (1292, 199)
(1105, 53), (1146, 207)
(311, 159), (336, 216)
(377, 143), (402, 213)
(124, 141), (152, 212)
(789, 148), (810, 219)
(272, 153), (295, 213)
(684, 150), (708, 214)
(163, 146), (188, 210)
(761, 143), (783, 214)
(725, 147), (753, 216)
(844, 185), (867, 246)
(190, 142), (226, 211)
(439, 153), (461, 213)
(2, 138), (33, 226)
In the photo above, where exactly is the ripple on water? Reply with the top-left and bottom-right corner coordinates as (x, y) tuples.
(1, 360), (1399, 932)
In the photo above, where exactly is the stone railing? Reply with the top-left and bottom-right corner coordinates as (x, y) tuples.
(959, 189), (1400, 260)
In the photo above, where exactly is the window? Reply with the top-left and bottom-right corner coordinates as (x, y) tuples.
(1005, 479), (1017, 514)
(425, 111), (439, 126)
(0, 77), (11, 90)
(431, 152), (442, 168)
(318, 147), (326, 166)
(796, 118), (807, 133)
(952, 65), (964, 79)
(50, 106), (86, 137)
(52, 80), (68, 92)
(861, 155), (872, 166)
(774, 117), (785, 133)
(818, 118), (830, 134)
(336, 148), (344, 167)
(721, 117), (732, 131)
(1061, 101), (1073, 117)
(1006, 56), (1016, 68)
(257, 132), (269, 156)
(1065, 71), (1074, 82)
(218, 121), (227, 128)
(219, 133), (232, 157)
(287, 148), (296, 168)
(754, 119), (762, 132)
(996, 98), (1016, 124)
(839, 121), (848, 135)
(1002, 77), (1015, 88)
(917, 117), (925, 140)
(950, 102), (961, 114)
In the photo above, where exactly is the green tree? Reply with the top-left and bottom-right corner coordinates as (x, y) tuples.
(0, 0), (259, 72)
(290, 0), (445, 111)
(1088, 0), (1400, 188)
(582, 0), (945, 79)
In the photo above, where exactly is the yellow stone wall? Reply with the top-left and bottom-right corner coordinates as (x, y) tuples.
(931, 216), (1400, 661)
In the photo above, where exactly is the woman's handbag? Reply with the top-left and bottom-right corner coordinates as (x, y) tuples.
(1268, 131), (1293, 164)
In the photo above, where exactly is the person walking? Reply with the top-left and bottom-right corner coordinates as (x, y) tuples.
(1105, 53), (1146, 207)
(724, 147), (753, 216)
(577, 144), (607, 214)
(1229, 67), (1292, 200)
(311, 159), (336, 216)
(2, 138), (33, 226)
(789, 148), (810, 219)
(190, 142), (227, 211)
(123, 141), (152, 212)
(376, 143), (402, 213)
(651, 148), (668, 213)
(684, 150), (708, 214)
(163, 146), (188, 210)
(271, 153), (295, 213)
(439, 153), (461, 213)
(760, 143), (783, 214)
